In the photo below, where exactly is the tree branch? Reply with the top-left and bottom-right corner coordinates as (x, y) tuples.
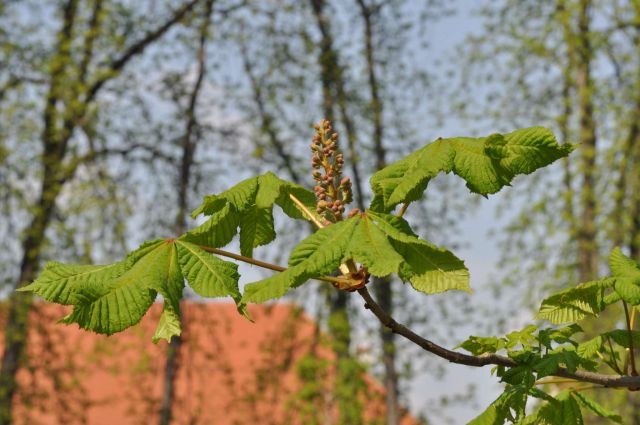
(85, 0), (201, 104)
(357, 286), (640, 388)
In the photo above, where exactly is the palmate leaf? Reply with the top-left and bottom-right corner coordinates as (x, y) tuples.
(577, 330), (640, 359)
(536, 278), (614, 324)
(243, 211), (469, 303)
(524, 391), (583, 425)
(186, 172), (316, 257)
(366, 211), (470, 294)
(243, 218), (359, 303)
(21, 239), (243, 342)
(469, 386), (528, 425)
(573, 393), (622, 424)
(20, 261), (126, 305)
(369, 127), (574, 212)
(609, 247), (640, 280)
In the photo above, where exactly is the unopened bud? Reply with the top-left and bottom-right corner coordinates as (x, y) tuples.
(348, 208), (360, 218)
(331, 132), (338, 141)
(340, 177), (350, 187)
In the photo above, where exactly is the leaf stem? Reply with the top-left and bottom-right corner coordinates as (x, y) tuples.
(606, 336), (625, 375)
(289, 193), (325, 229)
(397, 202), (409, 218)
(534, 378), (579, 386)
(196, 244), (352, 287)
(623, 301), (639, 376)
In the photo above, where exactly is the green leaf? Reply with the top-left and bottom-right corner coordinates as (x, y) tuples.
(602, 329), (640, 349)
(239, 205), (276, 257)
(243, 218), (359, 303)
(392, 239), (470, 294)
(537, 324), (582, 348)
(525, 391), (583, 425)
(613, 278), (640, 305)
(182, 203), (240, 248)
(469, 386), (528, 424)
(175, 240), (240, 300)
(534, 348), (582, 378)
(573, 392), (622, 423)
(189, 173), (316, 255)
(287, 217), (359, 272)
(151, 243), (183, 343)
(537, 279), (614, 324)
(369, 127), (574, 212)
(456, 335), (506, 355)
(24, 237), (248, 342)
(577, 335), (603, 359)
(346, 214), (404, 277)
(60, 241), (174, 336)
(242, 268), (297, 304)
(609, 247), (640, 280)
(19, 262), (126, 304)
(367, 211), (470, 294)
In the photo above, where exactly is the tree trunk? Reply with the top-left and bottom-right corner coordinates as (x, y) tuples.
(575, 0), (598, 282)
(0, 0), (79, 421)
(355, 0), (399, 423)
(557, 0), (576, 243)
(0, 2), (202, 422)
(308, 1), (362, 423)
(159, 2), (213, 424)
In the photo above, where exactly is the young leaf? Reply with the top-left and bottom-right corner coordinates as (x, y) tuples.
(18, 261), (126, 304)
(150, 243), (184, 343)
(188, 172), (316, 256)
(613, 278), (640, 305)
(573, 392), (622, 423)
(367, 211), (470, 294)
(243, 217), (359, 303)
(469, 386), (528, 425)
(24, 238), (246, 342)
(525, 391), (583, 425)
(577, 335), (603, 359)
(533, 348), (583, 378)
(537, 279), (614, 324)
(60, 241), (175, 336)
(175, 240), (240, 300)
(346, 214), (404, 277)
(182, 203), (240, 248)
(456, 335), (506, 355)
(369, 127), (574, 212)
(609, 247), (640, 281)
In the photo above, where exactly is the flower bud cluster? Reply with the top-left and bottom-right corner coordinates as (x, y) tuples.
(310, 119), (354, 221)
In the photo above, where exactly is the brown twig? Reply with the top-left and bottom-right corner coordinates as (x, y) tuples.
(356, 286), (640, 388)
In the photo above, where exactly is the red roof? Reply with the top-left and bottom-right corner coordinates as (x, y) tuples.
(1, 302), (419, 424)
